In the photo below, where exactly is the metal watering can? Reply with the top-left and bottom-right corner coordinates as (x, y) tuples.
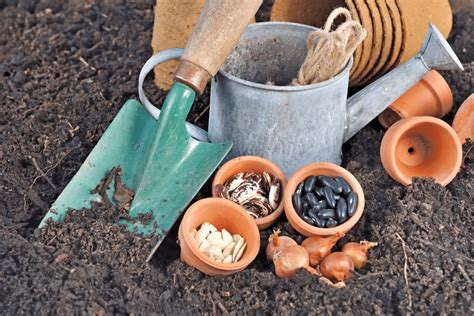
(207, 22), (463, 176)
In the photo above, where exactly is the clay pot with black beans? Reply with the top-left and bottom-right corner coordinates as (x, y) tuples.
(284, 162), (365, 237)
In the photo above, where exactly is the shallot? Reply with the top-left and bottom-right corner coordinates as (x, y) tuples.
(319, 252), (354, 282)
(341, 241), (378, 269)
(273, 245), (319, 278)
(265, 229), (297, 261)
(301, 232), (344, 266)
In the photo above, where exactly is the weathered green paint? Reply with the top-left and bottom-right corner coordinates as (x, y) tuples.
(39, 83), (232, 260)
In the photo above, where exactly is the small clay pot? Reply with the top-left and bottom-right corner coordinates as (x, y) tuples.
(378, 70), (453, 128)
(212, 156), (287, 230)
(380, 116), (462, 186)
(452, 94), (473, 144)
(178, 198), (260, 276)
(284, 162), (365, 237)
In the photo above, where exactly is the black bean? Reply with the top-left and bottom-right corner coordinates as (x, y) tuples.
(336, 198), (348, 222)
(335, 176), (352, 195)
(313, 200), (327, 211)
(304, 176), (317, 193)
(293, 194), (302, 214)
(346, 192), (358, 217)
(302, 201), (310, 215)
(323, 186), (337, 209)
(315, 187), (325, 198)
(305, 192), (319, 208)
(295, 182), (304, 196)
(318, 209), (336, 219)
(307, 208), (318, 221)
(313, 216), (327, 228)
(325, 218), (338, 228)
(319, 175), (343, 194)
(301, 215), (315, 225)
(334, 194), (341, 200)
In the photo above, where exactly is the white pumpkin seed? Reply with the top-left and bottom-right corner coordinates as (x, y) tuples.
(222, 255), (233, 264)
(190, 228), (197, 239)
(232, 234), (242, 242)
(208, 238), (227, 250)
(195, 227), (210, 246)
(203, 245), (223, 261)
(206, 231), (222, 241)
(232, 237), (245, 262)
(221, 229), (233, 244)
(233, 242), (246, 263)
(198, 239), (210, 251)
(201, 222), (218, 233)
(222, 242), (235, 257)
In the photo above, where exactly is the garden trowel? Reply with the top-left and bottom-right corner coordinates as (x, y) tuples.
(39, 0), (263, 261)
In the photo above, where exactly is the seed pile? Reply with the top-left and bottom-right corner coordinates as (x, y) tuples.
(292, 175), (358, 228)
(216, 172), (281, 219)
(191, 223), (247, 263)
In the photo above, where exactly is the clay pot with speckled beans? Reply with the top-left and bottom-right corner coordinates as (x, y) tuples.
(212, 156), (287, 230)
(452, 94), (474, 144)
(378, 70), (453, 128)
(178, 198), (260, 276)
(380, 116), (462, 186)
(284, 162), (365, 237)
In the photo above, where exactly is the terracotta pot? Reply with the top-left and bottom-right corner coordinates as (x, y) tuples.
(283, 162), (365, 237)
(212, 156), (287, 230)
(380, 116), (462, 186)
(178, 198), (260, 276)
(378, 70), (453, 128)
(452, 94), (473, 144)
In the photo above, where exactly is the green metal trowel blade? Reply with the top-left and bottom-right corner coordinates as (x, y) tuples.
(39, 83), (232, 261)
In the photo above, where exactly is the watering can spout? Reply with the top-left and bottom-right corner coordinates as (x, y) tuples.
(343, 24), (463, 142)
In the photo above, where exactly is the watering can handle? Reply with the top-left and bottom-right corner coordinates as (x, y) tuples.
(175, 0), (263, 95)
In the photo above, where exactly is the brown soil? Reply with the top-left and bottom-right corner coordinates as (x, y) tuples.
(1, 1), (473, 314)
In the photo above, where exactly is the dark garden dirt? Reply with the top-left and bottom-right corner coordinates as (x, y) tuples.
(1, 0), (473, 314)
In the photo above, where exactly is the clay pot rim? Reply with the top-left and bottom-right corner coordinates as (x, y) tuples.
(425, 70), (453, 115)
(383, 116), (462, 186)
(180, 197), (260, 271)
(284, 162), (365, 236)
(452, 94), (474, 144)
(217, 22), (353, 92)
(212, 155), (287, 229)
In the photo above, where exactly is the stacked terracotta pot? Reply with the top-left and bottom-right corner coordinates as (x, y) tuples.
(270, 0), (453, 86)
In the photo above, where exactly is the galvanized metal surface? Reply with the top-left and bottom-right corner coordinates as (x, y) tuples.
(210, 22), (463, 176)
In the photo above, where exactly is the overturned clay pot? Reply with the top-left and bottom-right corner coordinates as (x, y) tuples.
(212, 156), (287, 230)
(178, 198), (260, 276)
(380, 116), (462, 186)
(452, 94), (474, 144)
(378, 70), (453, 128)
(284, 162), (365, 237)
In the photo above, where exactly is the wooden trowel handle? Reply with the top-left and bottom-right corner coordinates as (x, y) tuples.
(174, 0), (262, 94)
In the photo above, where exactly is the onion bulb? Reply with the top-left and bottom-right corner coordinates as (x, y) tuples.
(319, 252), (354, 282)
(342, 241), (378, 269)
(265, 229), (297, 261)
(301, 232), (344, 267)
(273, 245), (320, 278)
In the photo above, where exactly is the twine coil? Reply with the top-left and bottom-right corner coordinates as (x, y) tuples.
(293, 8), (367, 85)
